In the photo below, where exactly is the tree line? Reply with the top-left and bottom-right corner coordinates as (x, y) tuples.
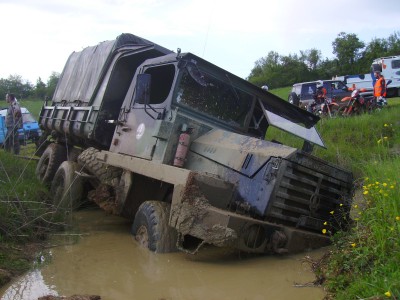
(1, 31), (399, 100)
(247, 31), (400, 89)
(0, 72), (60, 102)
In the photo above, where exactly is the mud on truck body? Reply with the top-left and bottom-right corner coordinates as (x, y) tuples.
(37, 33), (353, 254)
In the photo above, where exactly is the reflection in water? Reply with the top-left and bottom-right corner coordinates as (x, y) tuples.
(1, 208), (326, 300)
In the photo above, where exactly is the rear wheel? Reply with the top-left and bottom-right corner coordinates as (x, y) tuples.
(288, 92), (300, 107)
(131, 201), (177, 253)
(36, 143), (67, 186)
(50, 161), (84, 211)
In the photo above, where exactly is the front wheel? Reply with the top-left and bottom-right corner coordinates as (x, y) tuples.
(131, 201), (177, 253)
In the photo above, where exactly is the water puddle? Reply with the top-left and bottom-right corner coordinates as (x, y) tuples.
(1, 208), (326, 300)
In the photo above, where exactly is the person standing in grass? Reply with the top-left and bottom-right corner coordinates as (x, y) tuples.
(4, 93), (22, 155)
(373, 70), (387, 106)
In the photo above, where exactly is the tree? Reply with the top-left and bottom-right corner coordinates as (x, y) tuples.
(332, 32), (365, 74)
(35, 77), (47, 99)
(300, 49), (322, 71)
(46, 72), (60, 100)
(387, 31), (400, 56)
(0, 75), (34, 100)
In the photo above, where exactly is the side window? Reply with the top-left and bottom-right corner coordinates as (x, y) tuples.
(303, 84), (315, 95)
(336, 81), (346, 89)
(143, 64), (175, 104)
(391, 60), (400, 69)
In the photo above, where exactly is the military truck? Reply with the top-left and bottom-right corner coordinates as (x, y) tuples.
(36, 33), (353, 254)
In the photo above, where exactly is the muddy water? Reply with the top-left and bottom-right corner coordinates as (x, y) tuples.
(1, 208), (326, 300)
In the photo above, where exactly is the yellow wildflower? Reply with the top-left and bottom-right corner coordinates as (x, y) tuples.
(376, 181), (380, 185)
(383, 136), (388, 140)
(354, 218), (359, 221)
(363, 190), (369, 195)
(396, 216), (400, 221)
(323, 221), (328, 225)
(358, 212), (362, 215)
(353, 204), (358, 208)
(384, 291), (391, 297)
(330, 211), (334, 215)
(383, 183), (388, 187)
(377, 139), (382, 144)
(390, 185), (395, 189)
(351, 243), (356, 247)
(365, 177), (369, 181)
(322, 229), (327, 234)
(384, 123), (388, 127)
(340, 203), (343, 207)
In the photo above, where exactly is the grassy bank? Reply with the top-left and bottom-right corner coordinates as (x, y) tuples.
(321, 158), (399, 299)
(0, 150), (59, 286)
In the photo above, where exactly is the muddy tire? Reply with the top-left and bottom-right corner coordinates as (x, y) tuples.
(36, 143), (67, 186)
(131, 201), (178, 253)
(35, 133), (50, 157)
(77, 147), (121, 186)
(50, 161), (84, 211)
(66, 147), (82, 162)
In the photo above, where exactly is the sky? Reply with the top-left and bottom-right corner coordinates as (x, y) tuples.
(0, 0), (399, 84)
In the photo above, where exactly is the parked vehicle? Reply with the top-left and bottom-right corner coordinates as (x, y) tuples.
(0, 107), (42, 145)
(288, 80), (352, 109)
(0, 115), (6, 145)
(336, 55), (400, 97)
(36, 33), (354, 255)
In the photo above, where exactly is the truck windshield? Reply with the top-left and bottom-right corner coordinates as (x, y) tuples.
(174, 64), (253, 129)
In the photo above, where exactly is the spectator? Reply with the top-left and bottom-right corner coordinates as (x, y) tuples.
(4, 93), (22, 155)
(308, 81), (327, 112)
(373, 70), (387, 106)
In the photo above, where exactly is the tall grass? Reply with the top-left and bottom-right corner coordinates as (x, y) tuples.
(0, 151), (61, 241)
(321, 158), (400, 299)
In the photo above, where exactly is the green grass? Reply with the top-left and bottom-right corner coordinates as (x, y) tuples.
(0, 150), (60, 284)
(268, 86), (291, 100)
(320, 158), (400, 300)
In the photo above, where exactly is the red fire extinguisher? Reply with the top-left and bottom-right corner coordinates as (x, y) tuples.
(173, 132), (190, 167)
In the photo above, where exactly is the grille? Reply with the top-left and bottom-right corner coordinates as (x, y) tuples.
(266, 155), (352, 232)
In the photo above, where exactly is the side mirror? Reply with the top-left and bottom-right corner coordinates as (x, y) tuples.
(134, 74), (151, 105)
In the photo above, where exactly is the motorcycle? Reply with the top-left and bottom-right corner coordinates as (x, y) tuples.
(339, 89), (367, 116)
(307, 95), (340, 118)
(340, 79), (392, 116)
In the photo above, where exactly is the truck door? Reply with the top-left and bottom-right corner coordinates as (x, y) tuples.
(111, 64), (176, 159)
